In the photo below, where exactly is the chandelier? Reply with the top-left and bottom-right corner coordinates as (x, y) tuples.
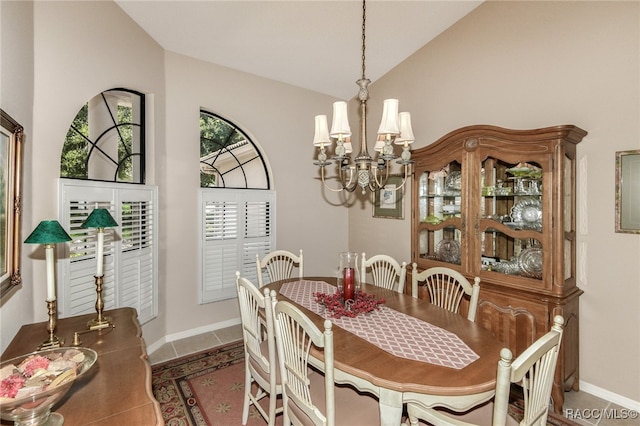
(313, 0), (414, 195)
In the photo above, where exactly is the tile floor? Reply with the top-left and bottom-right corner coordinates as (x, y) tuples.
(148, 326), (638, 426)
(148, 324), (243, 366)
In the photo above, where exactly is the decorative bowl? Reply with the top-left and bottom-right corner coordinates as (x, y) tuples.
(436, 239), (461, 264)
(0, 347), (97, 426)
(510, 199), (543, 230)
(506, 163), (542, 179)
(519, 247), (543, 279)
(444, 171), (462, 191)
(423, 214), (442, 225)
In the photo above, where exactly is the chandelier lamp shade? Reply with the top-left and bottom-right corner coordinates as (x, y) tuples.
(313, 0), (414, 195)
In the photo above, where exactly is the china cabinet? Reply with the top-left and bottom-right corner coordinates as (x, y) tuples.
(410, 125), (587, 412)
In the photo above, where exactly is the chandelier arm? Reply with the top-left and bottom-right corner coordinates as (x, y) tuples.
(367, 167), (378, 192)
(393, 165), (412, 191)
(320, 164), (358, 193)
(339, 165), (359, 191)
(371, 161), (392, 188)
(370, 163), (412, 192)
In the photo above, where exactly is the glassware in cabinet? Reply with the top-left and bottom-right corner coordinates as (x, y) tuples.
(477, 157), (545, 279)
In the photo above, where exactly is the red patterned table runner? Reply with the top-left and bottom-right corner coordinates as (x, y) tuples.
(279, 280), (479, 369)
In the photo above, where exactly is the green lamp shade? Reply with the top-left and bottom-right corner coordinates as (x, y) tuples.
(81, 208), (118, 229)
(24, 220), (72, 244)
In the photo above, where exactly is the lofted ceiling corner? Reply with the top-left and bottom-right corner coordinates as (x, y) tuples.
(114, 0), (483, 100)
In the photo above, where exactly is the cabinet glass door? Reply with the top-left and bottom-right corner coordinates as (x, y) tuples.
(417, 162), (463, 266)
(478, 158), (544, 280)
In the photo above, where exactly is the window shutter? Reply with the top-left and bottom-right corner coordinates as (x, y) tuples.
(60, 185), (116, 317)
(200, 189), (275, 303)
(118, 190), (156, 322)
(59, 180), (158, 324)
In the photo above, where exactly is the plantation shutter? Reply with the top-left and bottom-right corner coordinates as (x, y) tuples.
(59, 179), (158, 324)
(200, 189), (275, 303)
(118, 189), (156, 322)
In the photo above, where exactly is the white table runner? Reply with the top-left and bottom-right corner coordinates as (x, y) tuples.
(279, 280), (479, 370)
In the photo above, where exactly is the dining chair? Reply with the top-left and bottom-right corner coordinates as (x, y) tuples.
(271, 296), (380, 426)
(235, 272), (282, 425)
(361, 253), (408, 293)
(406, 315), (565, 426)
(411, 265), (481, 322)
(256, 249), (304, 288)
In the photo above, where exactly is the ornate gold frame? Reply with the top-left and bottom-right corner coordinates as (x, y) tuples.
(1, 109), (24, 301)
(615, 149), (640, 234)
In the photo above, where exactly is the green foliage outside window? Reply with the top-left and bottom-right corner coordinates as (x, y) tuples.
(61, 104), (89, 179)
(61, 90), (139, 182)
(200, 112), (244, 188)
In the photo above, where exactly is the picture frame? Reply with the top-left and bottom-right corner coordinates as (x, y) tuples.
(373, 174), (404, 219)
(1, 109), (24, 301)
(615, 149), (640, 234)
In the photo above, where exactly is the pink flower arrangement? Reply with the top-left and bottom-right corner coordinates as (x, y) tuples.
(313, 290), (385, 319)
(21, 356), (50, 378)
(0, 374), (25, 398)
(0, 349), (85, 400)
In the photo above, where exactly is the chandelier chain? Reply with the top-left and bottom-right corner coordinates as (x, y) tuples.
(312, 0), (413, 196)
(361, 0), (367, 81)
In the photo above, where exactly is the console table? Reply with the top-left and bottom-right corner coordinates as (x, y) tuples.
(1, 307), (163, 425)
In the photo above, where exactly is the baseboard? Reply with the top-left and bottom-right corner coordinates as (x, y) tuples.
(146, 318), (242, 355)
(579, 380), (640, 412)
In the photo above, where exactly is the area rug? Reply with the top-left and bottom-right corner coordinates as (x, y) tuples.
(151, 341), (277, 426)
(151, 341), (577, 426)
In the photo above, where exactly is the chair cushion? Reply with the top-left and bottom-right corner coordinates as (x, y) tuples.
(287, 370), (380, 425)
(248, 339), (281, 385)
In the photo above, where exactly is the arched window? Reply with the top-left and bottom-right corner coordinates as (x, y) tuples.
(57, 88), (156, 324)
(200, 110), (269, 189)
(61, 88), (145, 183)
(199, 110), (274, 303)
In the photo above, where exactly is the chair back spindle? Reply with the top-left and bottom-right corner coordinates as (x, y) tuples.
(412, 265), (480, 322)
(361, 253), (407, 293)
(256, 249), (303, 287)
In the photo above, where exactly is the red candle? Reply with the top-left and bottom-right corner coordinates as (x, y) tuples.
(343, 267), (355, 301)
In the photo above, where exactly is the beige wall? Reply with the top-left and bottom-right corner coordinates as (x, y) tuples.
(0, 1), (349, 350)
(350, 1), (640, 404)
(0, 0), (35, 350)
(160, 51), (349, 338)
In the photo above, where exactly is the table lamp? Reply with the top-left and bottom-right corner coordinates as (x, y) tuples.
(24, 220), (72, 349)
(81, 208), (118, 330)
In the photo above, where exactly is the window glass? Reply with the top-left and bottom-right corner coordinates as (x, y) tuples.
(61, 89), (145, 183)
(200, 110), (269, 189)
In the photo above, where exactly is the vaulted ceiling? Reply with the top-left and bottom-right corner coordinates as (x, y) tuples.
(115, 1), (482, 99)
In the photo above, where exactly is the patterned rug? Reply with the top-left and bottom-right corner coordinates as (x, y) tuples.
(151, 341), (577, 426)
(151, 341), (276, 426)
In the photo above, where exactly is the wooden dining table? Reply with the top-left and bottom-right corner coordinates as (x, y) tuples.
(265, 277), (504, 426)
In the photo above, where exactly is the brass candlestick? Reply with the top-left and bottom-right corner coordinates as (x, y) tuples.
(39, 300), (64, 350)
(87, 275), (113, 330)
